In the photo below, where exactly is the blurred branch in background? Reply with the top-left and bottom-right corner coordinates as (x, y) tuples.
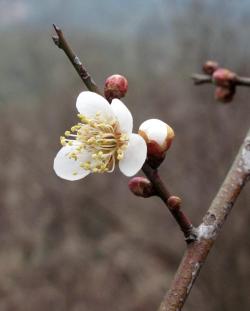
(192, 60), (250, 103)
(192, 73), (250, 86)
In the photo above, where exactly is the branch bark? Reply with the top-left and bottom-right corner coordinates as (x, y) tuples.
(142, 162), (196, 243)
(158, 128), (250, 311)
(52, 24), (101, 94)
(191, 73), (250, 87)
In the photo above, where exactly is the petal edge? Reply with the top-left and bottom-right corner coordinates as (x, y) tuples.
(111, 99), (133, 134)
(119, 134), (147, 177)
(76, 91), (113, 119)
(53, 146), (90, 181)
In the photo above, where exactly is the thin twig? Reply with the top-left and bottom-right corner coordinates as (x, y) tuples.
(51, 25), (194, 241)
(52, 24), (101, 94)
(191, 74), (212, 85)
(142, 162), (196, 243)
(158, 128), (250, 311)
(191, 73), (250, 87)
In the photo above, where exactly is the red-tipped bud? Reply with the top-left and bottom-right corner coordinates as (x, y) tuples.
(212, 68), (237, 87)
(214, 86), (236, 103)
(104, 74), (128, 101)
(128, 177), (155, 198)
(138, 119), (175, 168)
(202, 60), (219, 75)
(167, 196), (182, 210)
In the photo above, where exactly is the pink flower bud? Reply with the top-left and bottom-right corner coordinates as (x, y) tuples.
(214, 86), (236, 103)
(104, 74), (128, 101)
(128, 177), (155, 198)
(202, 60), (219, 75)
(167, 196), (182, 210)
(139, 119), (175, 168)
(212, 68), (237, 87)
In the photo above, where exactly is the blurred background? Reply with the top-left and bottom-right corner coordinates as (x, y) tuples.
(0, 0), (250, 310)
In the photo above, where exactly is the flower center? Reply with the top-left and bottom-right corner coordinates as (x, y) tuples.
(60, 112), (129, 174)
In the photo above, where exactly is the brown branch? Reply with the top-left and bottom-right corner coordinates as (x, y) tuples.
(191, 73), (250, 87)
(51, 28), (250, 310)
(234, 76), (250, 86)
(51, 25), (194, 242)
(52, 24), (101, 94)
(142, 162), (196, 243)
(191, 74), (212, 85)
(158, 128), (250, 311)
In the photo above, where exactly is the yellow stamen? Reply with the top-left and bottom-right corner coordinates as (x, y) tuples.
(60, 112), (129, 174)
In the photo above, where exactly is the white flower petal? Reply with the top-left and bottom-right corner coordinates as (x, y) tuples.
(76, 91), (114, 119)
(139, 119), (168, 145)
(53, 146), (91, 181)
(111, 99), (133, 134)
(119, 134), (147, 177)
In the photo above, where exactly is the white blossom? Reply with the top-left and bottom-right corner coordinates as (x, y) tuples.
(54, 91), (147, 180)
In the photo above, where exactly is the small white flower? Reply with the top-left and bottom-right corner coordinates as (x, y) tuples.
(54, 91), (147, 181)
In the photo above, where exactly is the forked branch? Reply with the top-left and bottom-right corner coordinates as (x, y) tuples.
(158, 128), (250, 311)
(52, 26), (250, 311)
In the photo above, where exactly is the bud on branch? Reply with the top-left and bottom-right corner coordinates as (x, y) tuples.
(202, 60), (219, 75)
(192, 60), (250, 103)
(192, 61), (250, 87)
(128, 176), (155, 198)
(139, 119), (175, 168)
(104, 74), (128, 102)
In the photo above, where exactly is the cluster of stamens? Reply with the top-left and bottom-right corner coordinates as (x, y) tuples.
(60, 112), (129, 174)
